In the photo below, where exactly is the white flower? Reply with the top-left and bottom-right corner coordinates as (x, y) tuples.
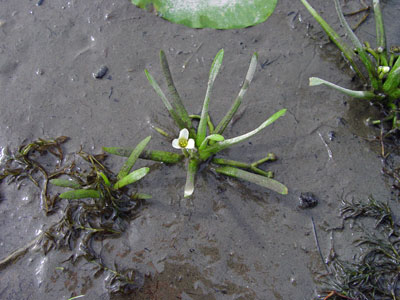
(172, 129), (196, 150)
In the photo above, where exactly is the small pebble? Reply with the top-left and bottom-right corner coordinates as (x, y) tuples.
(37, 0), (44, 6)
(328, 131), (336, 141)
(92, 65), (108, 79)
(298, 192), (318, 209)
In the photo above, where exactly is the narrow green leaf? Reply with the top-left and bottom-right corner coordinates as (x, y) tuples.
(98, 172), (111, 187)
(132, 193), (152, 200)
(196, 49), (224, 147)
(215, 52), (258, 134)
(145, 69), (186, 129)
(50, 178), (81, 189)
(114, 167), (150, 189)
(215, 166), (288, 195)
(117, 136), (151, 180)
(103, 147), (184, 164)
(309, 77), (379, 100)
(334, 0), (378, 88)
(200, 109), (287, 160)
(159, 50), (194, 136)
(59, 189), (101, 199)
(383, 67), (400, 93)
(373, 0), (387, 51)
(300, 0), (364, 81)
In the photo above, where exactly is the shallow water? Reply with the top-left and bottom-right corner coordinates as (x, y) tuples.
(0, 0), (399, 299)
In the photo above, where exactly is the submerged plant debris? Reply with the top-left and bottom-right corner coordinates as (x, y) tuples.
(317, 196), (400, 300)
(0, 137), (152, 294)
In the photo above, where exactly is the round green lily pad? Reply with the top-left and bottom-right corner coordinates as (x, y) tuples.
(131, 0), (278, 29)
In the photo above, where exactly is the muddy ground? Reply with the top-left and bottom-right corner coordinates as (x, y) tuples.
(1, 0), (400, 299)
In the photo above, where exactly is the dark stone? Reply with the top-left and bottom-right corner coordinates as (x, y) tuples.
(298, 192), (318, 209)
(93, 65), (108, 79)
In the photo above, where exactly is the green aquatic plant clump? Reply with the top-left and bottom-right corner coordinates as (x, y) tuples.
(105, 49), (288, 197)
(301, 0), (400, 132)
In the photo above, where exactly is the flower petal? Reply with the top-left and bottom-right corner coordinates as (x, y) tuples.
(179, 128), (189, 139)
(187, 139), (195, 150)
(172, 139), (181, 149)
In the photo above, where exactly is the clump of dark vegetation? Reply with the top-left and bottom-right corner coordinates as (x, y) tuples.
(317, 196), (400, 300)
(0, 136), (153, 294)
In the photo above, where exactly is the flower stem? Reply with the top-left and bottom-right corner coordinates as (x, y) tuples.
(184, 159), (199, 197)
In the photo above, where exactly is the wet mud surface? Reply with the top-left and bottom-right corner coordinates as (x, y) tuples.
(1, 0), (400, 299)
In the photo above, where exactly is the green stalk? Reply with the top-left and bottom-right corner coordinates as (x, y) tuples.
(184, 159), (199, 197)
(196, 49), (224, 148)
(334, 0), (378, 89)
(103, 147), (184, 164)
(212, 157), (272, 177)
(309, 77), (379, 100)
(159, 50), (195, 137)
(200, 109), (286, 160)
(300, 0), (364, 81)
(117, 136), (151, 180)
(214, 166), (288, 195)
(214, 52), (258, 134)
(144, 70), (186, 129)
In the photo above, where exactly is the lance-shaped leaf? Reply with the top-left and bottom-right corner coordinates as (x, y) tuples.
(159, 50), (194, 137)
(373, 0), (387, 52)
(50, 178), (81, 189)
(333, 0), (377, 88)
(199, 108), (287, 160)
(131, 0), (277, 29)
(114, 167), (149, 189)
(117, 136), (151, 180)
(383, 67), (400, 94)
(215, 52), (258, 134)
(184, 159), (199, 198)
(196, 49), (224, 147)
(103, 147), (184, 164)
(215, 166), (288, 195)
(145, 70), (186, 129)
(309, 77), (379, 100)
(60, 189), (101, 199)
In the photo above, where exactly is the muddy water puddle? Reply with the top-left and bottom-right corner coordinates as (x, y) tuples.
(1, 0), (399, 299)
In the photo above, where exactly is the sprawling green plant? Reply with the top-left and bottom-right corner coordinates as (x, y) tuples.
(301, 0), (400, 131)
(105, 50), (288, 197)
(51, 136), (152, 201)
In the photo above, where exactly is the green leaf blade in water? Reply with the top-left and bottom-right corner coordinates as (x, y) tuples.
(215, 166), (288, 195)
(59, 189), (101, 199)
(131, 0), (277, 29)
(114, 167), (150, 190)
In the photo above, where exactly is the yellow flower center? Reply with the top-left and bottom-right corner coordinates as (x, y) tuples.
(178, 138), (188, 148)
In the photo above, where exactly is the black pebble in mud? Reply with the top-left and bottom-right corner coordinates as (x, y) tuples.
(93, 65), (108, 79)
(298, 192), (318, 209)
(37, 0), (44, 6)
